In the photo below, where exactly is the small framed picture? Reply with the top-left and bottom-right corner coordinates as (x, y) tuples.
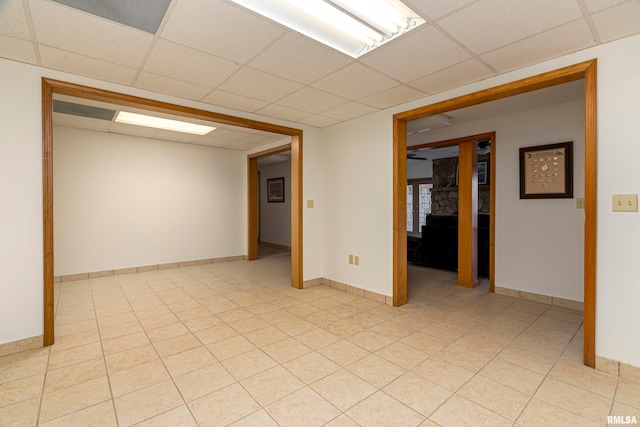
(519, 142), (573, 199)
(267, 177), (285, 203)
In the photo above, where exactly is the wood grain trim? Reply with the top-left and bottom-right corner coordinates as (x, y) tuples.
(584, 60), (597, 368)
(248, 144), (291, 159)
(248, 157), (259, 261)
(393, 118), (408, 306)
(42, 78), (54, 347)
(290, 134), (303, 289)
(489, 133), (496, 293)
(392, 60), (597, 368)
(456, 141), (479, 288)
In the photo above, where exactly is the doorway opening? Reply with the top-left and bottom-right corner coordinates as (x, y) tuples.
(393, 60), (597, 367)
(42, 78), (304, 346)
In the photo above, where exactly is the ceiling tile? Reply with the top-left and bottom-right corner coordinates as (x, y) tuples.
(135, 72), (212, 101)
(321, 102), (378, 121)
(297, 115), (341, 128)
(29, 0), (153, 67)
(312, 63), (398, 100)
(150, 129), (201, 143)
(218, 67), (302, 103)
(144, 39), (239, 88)
(409, 59), (495, 94)
(276, 88), (348, 114)
(255, 104), (313, 122)
(359, 85), (427, 109)
(406, 0), (477, 20)
(109, 122), (162, 138)
(0, 35), (37, 65)
(360, 26), (471, 83)
(208, 127), (253, 141)
(481, 20), (596, 73)
(592, 1), (640, 42)
(160, 0), (284, 63)
(201, 90), (268, 113)
(0, 0), (31, 39)
(40, 46), (137, 85)
(248, 32), (352, 84)
(438, 0), (583, 54)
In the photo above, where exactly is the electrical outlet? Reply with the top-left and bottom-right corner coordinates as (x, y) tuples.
(307, 200), (314, 208)
(612, 194), (638, 212)
(576, 197), (584, 209)
(354, 256), (360, 265)
(348, 254), (353, 264)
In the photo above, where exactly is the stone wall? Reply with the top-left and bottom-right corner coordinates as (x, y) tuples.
(431, 155), (490, 216)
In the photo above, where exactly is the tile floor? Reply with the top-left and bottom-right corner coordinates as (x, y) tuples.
(1, 251), (639, 426)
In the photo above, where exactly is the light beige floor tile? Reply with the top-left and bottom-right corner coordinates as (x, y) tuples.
(535, 377), (612, 422)
(517, 398), (601, 427)
(0, 396), (40, 427)
(44, 357), (106, 394)
(369, 320), (414, 339)
(455, 333), (505, 357)
(346, 354), (406, 388)
(609, 401), (640, 424)
(243, 326), (289, 347)
(217, 308), (255, 323)
(383, 372), (452, 417)
(114, 380), (184, 427)
(617, 378), (640, 409)
(207, 335), (256, 361)
(346, 391), (425, 426)
(266, 387), (341, 427)
(412, 356), (474, 392)
(262, 338), (313, 364)
(318, 340), (370, 367)
(174, 363), (236, 402)
(145, 322), (190, 343)
(40, 376), (111, 423)
(48, 330), (101, 352)
(222, 348), (278, 381)
(189, 383), (261, 427)
(496, 345), (556, 375)
(0, 374), (44, 407)
(228, 409), (280, 426)
(163, 346), (217, 377)
(273, 318), (317, 336)
(401, 331), (451, 354)
(430, 394), (512, 427)
(549, 360), (618, 398)
(310, 369), (377, 411)
(323, 414), (360, 426)
(109, 359), (170, 397)
(39, 401), (116, 427)
(458, 375), (530, 420)
(181, 314), (222, 332)
(347, 330), (395, 353)
(295, 328), (341, 350)
(241, 365), (305, 406)
(0, 354), (48, 384)
(376, 341), (430, 370)
(284, 352), (341, 384)
(193, 324), (238, 344)
(435, 343), (493, 373)
(323, 318), (366, 339)
(0, 347), (50, 367)
(421, 321), (467, 342)
(101, 332), (150, 356)
(133, 405), (198, 426)
(480, 359), (545, 395)
(105, 344), (159, 373)
(152, 333), (201, 358)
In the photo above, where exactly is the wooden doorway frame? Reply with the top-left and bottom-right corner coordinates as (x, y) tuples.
(392, 60), (597, 367)
(409, 132), (496, 291)
(42, 78), (304, 346)
(247, 143), (303, 290)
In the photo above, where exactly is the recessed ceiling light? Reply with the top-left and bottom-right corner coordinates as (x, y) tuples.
(230, 0), (425, 58)
(115, 111), (216, 135)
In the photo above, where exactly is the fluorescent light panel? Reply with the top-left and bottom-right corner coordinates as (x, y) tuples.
(115, 111), (215, 135)
(230, 0), (424, 57)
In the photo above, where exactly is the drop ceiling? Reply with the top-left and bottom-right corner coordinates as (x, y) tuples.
(1, 0), (639, 132)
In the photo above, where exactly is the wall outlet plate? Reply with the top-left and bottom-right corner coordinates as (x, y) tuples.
(576, 197), (584, 209)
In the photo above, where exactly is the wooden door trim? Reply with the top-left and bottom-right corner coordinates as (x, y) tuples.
(42, 78), (304, 346)
(392, 60), (597, 368)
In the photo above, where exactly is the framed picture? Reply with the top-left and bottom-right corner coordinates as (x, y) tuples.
(519, 142), (573, 199)
(455, 161), (488, 185)
(267, 177), (285, 203)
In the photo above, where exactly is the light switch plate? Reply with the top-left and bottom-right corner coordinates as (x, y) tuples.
(612, 194), (638, 212)
(576, 198), (584, 209)
(307, 200), (314, 208)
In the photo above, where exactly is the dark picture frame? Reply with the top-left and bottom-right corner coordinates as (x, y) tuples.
(267, 177), (285, 203)
(519, 142), (573, 199)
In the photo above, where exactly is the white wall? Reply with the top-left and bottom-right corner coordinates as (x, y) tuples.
(320, 34), (640, 367)
(415, 100), (585, 301)
(54, 126), (246, 275)
(258, 159), (291, 247)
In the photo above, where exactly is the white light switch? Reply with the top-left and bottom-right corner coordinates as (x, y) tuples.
(612, 194), (638, 212)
